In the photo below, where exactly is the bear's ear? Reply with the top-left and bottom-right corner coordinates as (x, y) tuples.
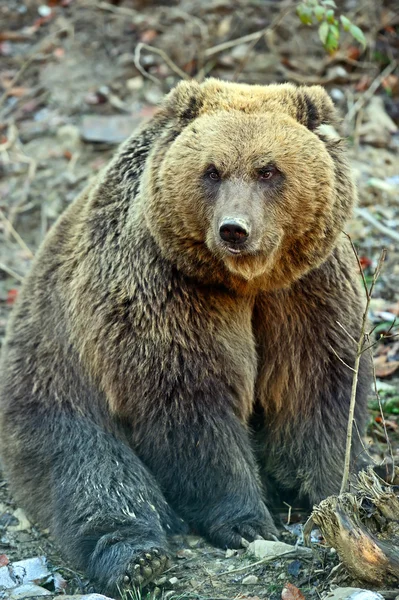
(296, 85), (337, 131)
(160, 80), (204, 125)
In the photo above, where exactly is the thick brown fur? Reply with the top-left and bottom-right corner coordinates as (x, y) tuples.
(0, 79), (370, 595)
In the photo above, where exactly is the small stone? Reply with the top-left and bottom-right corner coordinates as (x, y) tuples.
(13, 556), (51, 585)
(247, 540), (311, 560)
(242, 575), (258, 585)
(126, 77), (144, 91)
(186, 535), (202, 548)
(79, 115), (144, 145)
(168, 577), (179, 586)
(154, 576), (167, 586)
(324, 588), (384, 600)
(38, 5), (52, 17)
(8, 508), (31, 532)
(225, 548), (238, 558)
(176, 548), (194, 559)
(53, 596), (114, 600)
(10, 584), (51, 598)
(56, 125), (82, 152)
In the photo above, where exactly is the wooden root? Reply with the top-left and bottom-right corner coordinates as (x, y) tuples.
(310, 466), (399, 586)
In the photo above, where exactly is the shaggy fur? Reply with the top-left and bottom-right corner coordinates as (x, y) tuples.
(0, 79), (370, 595)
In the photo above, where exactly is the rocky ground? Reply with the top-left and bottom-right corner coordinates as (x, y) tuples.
(1, 1), (399, 599)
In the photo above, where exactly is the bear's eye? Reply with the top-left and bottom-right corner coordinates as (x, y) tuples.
(258, 166), (279, 181)
(205, 166), (221, 182)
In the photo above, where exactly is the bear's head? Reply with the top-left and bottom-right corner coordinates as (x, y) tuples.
(142, 79), (355, 292)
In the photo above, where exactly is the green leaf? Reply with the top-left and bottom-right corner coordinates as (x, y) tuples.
(314, 5), (325, 21)
(330, 22), (340, 40)
(297, 3), (313, 25)
(321, 0), (336, 7)
(349, 23), (367, 48)
(340, 15), (351, 31)
(325, 23), (340, 52)
(318, 21), (329, 45)
(325, 8), (335, 23)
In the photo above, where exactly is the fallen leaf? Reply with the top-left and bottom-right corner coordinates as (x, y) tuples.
(6, 289), (18, 306)
(0, 555), (9, 567)
(282, 582), (306, 600)
(375, 416), (398, 430)
(140, 29), (158, 43)
(374, 359), (399, 378)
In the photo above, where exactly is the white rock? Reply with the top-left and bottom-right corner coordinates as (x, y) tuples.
(13, 556), (51, 585)
(168, 577), (179, 586)
(8, 508), (31, 532)
(53, 596), (114, 600)
(126, 77), (144, 91)
(9, 584), (51, 598)
(323, 588), (384, 600)
(247, 539), (311, 560)
(242, 575), (258, 584)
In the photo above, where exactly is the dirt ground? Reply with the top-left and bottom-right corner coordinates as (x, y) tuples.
(1, 1), (399, 599)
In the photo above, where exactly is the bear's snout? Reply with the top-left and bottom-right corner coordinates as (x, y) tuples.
(219, 218), (250, 246)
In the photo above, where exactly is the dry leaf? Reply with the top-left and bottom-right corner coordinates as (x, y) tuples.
(282, 582), (306, 600)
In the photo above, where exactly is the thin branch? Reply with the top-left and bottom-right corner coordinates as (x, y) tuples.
(354, 418), (377, 465)
(343, 60), (398, 128)
(0, 209), (34, 258)
(369, 342), (395, 483)
(134, 42), (190, 85)
(0, 263), (24, 283)
(336, 320), (358, 345)
(0, 28), (72, 111)
(343, 232), (370, 300)
(355, 208), (399, 244)
(340, 243), (386, 494)
(329, 344), (356, 372)
(216, 548), (305, 576)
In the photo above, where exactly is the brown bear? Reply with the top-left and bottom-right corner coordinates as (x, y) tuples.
(0, 79), (370, 595)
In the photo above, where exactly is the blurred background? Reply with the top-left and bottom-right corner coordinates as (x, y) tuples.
(0, 1), (399, 597)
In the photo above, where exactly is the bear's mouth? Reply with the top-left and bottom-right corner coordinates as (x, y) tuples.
(226, 246), (243, 255)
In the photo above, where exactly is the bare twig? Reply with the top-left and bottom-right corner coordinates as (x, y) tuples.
(0, 263), (24, 283)
(134, 42), (190, 85)
(355, 208), (399, 243)
(353, 418), (377, 465)
(336, 320), (358, 345)
(216, 548), (306, 576)
(340, 239), (386, 494)
(0, 28), (72, 111)
(0, 209), (34, 258)
(344, 60), (398, 128)
(369, 344), (395, 483)
(329, 344), (356, 372)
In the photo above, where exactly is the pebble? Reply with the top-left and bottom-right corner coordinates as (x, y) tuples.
(186, 535), (202, 548)
(0, 556), (51, 590)
(9, 584), (51, 598)
(53, 596), (114, 600)
(324, 589), (384, 600)
(56, 125), (82, 152)
(247, 540), (311, 560)
(242, 575), (258, 585)
(176, 548), (194, 559)
(168, 577), (179, 586)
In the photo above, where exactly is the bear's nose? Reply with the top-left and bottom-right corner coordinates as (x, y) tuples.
(219, 219), (249, 244)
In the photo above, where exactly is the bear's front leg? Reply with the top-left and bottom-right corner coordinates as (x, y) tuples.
(254, 263), (371, 507)
(132, 402), (278, 548)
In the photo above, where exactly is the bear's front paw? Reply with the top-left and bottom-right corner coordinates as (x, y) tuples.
(120, 547), (170, 589)
(206, 504), (278, 549)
